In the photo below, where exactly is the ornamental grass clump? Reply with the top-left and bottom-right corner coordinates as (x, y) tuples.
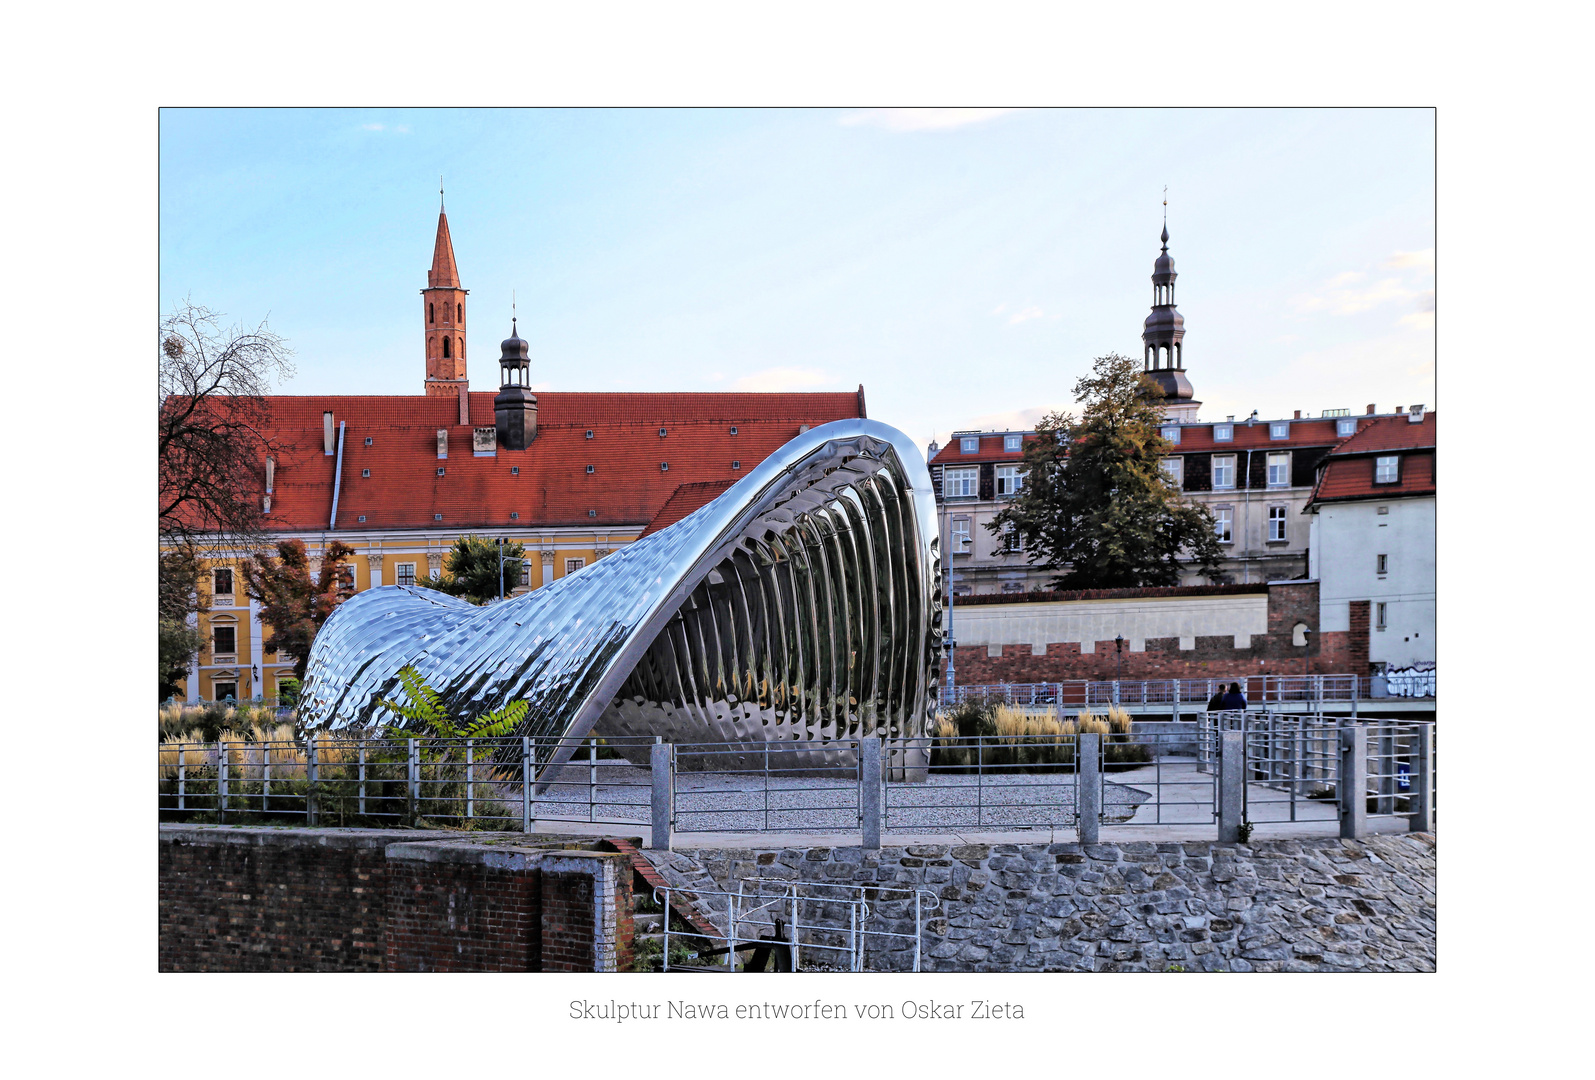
(929, 702), (1078, 771)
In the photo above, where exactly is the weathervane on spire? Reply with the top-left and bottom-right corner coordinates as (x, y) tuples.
(512, 289), (517, 332)
(1160, 186), (1170, 249)
(440, 176), (445, 211)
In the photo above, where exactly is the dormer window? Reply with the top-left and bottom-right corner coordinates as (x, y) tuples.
(1161, 425), (1181, 445)
(960, 437), (978, 454)
(364, 437), (373, 446)
(661, 462), (669, 471)
(1214, 424), (1233, 442)
(1337, 418), (1357, 437)
(510, 512), (519, 520)
(1003, 435), (1021, 452)
(586, 465), (595, 474)
(361, 469), (370, 478)
(511, 466), (519, 476)
(585, 430), (594, 439)
(1270, 421), (1290, 440)
(1375, 455), (1399, 483)
(732, 460), (741, 469)
(437, 467), (445, 477)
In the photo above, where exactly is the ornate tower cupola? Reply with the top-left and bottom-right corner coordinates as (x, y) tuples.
(494, 315), (538, 450)
(1141, 210), (1200, 422)
(422, 187), (470, 419)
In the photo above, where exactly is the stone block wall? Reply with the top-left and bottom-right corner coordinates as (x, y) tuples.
(660, 833), (1436, 973)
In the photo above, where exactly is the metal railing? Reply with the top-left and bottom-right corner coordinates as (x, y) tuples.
(941, 672), (1436, 707)
(881, 733), (1081, 832)
(651, 880), (934, 972)
(671, 740), (863, 833)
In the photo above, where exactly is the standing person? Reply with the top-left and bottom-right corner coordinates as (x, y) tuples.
(1219, 681), (1247, 711)
(1205, 685), (1226, 712)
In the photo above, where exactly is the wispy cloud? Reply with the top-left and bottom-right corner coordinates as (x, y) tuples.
(733, 366), (835, 392)
(1007, 305), (1045, 325)
(839, 108), (1016, 132)
(1292, 249), (1435, 325)
(360, 122), (410, 133)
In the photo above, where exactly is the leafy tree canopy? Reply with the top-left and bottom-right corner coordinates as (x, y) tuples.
(989, 352), (1226, 590)
(238, 539), (356, 680)
(158, 545), (204, 699)
(420, 535), (527, 605)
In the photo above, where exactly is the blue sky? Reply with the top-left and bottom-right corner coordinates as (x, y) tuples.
(160, 108), (1434, 448)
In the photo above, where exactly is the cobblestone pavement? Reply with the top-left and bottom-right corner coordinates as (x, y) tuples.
(650, 832), (1437, 972)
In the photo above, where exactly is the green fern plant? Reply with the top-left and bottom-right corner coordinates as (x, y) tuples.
(378, 664), (529, 739)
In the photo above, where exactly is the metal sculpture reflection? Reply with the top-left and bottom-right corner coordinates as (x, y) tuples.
(298, 419), (943, 769)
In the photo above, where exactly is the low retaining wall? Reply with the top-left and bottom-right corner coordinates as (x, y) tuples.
(656, 833), (1435, 972)
(159, 826), (632, 972)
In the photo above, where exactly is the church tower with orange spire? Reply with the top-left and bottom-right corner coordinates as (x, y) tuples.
(422, 195), (470, 415)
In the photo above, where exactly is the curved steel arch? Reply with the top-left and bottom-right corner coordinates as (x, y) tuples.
(298, 419), (943, 767)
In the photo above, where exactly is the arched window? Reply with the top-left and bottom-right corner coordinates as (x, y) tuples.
(456, 303), (462, 322)
(442, 336), (451, 359)
(429, 303), (435, 324)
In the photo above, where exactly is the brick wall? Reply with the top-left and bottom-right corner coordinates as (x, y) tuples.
(159, 827), (631, 972)
(158, 829), (404, 972)
(1349, 600), (1371, 674)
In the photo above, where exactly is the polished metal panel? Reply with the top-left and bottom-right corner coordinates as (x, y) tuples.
(298, 419), (943, 770)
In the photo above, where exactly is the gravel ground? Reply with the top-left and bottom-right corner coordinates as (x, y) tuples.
(528, 760), (1152, 833)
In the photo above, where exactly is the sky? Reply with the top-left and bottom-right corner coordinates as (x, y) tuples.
(160, 107), (1434, 449)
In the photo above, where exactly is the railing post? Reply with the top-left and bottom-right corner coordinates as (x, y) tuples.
(262, 742), (271, 815)
(1172, 680), (1180, 724)
(306, 737), (319, 826)
(650, 739), (673, 851)
(178, 745), (187, 812)
(466, 738), (475, 820)
(216, 740), (228, 824)
(408, 738), (420, 820)
(522, 736), (533, 833)
(1077, 732), (1100, 844)
(1217, 729), (1244, 842)
(1339, 723), (1367, 840)
(1409, 724), (1434, 832)
(860, 736), (882, 851)
(358, 741), (367, 817)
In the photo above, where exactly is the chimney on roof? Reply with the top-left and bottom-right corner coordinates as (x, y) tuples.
(1395, 405), (1404, 415)
(1409, 404), (1426, 423)
(323, 412), (335, 455)
(460, 385), (470, 426)
(1366, 404), (1376, 415)
(1293, 410), (1301, 420)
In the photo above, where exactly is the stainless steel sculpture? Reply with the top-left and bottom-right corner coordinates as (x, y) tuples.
(298, 419), (943, 769)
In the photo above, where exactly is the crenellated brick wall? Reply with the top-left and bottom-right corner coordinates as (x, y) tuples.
(159, 827), (631, 972)
(949, 580), (1358, 684)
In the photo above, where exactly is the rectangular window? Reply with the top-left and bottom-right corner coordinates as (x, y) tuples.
(995, 464), (1024, 496)
(1213, 424), (1233, 442)
(1214, 506), (1233, 543)
(213, 625), (236, 655)
(1003, 434), (1022, 452)
(1161, 457), (1183, 486)
(213, 568), (233, 597)
(951, 515), (972, 553)
(1267, 452), (1290, 487)
(397, 563), (416, 586)
(1375, 455), (1399, 483)
(1270, 421), (1290, 440)
(960, 437), (979, 454)
(564, 558), (585, 575)
(1212, 454), (1236, 489)
(1268, 505), (1287, 541)
(944, 466), (978, 499)
(1337, 418), (1357, 437)
(213, 682), (237, 702)
(1001, 523), (1022, 553)
(1375, 602), (1387, 630)
(1160, 425), (1181, 444)
(1376, 553), (1388, 575)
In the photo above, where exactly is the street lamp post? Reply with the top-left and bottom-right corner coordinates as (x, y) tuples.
(1115, 634), (1124, 682)
(495, 537), (523, 602)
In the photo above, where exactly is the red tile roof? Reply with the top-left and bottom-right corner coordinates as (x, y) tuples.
(929, 434), (1034, 466)
(929, 416), (1361, 468)
(177, 390), (864, 534)
(1306, 413), (1437, 506)
(638, 480), (737, 538)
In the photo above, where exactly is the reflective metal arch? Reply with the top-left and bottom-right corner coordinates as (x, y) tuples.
(298, 419), (944, 768)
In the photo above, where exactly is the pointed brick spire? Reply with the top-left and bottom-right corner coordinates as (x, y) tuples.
(428, 210), (460, 288)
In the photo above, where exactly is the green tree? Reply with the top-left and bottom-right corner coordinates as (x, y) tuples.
(158, 545), (205, 699)
(419, 535), (526, 604)
(238, 539), (356, 680)
(989, 352), (1226, 589)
